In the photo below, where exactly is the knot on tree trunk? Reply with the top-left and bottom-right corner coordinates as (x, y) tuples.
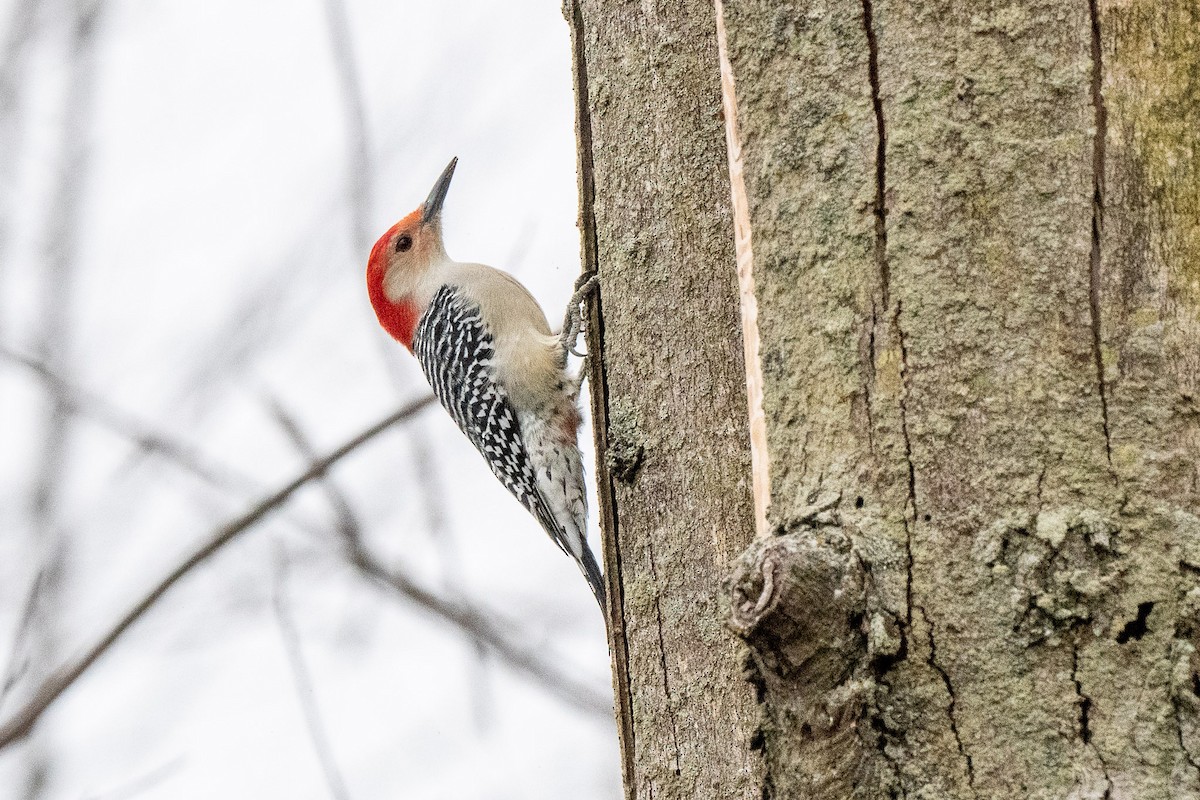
(728, 530), (865, 685)
(726, 530), (877, 798)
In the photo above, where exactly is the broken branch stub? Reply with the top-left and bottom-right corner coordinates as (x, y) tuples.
(726, 531), (876, 798)
(728, 531), (866, 686)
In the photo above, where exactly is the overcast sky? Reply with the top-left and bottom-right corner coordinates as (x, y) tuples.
(0, 0), (619, 797)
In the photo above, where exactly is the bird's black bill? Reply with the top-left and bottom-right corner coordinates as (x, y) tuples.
(421, 157), (458, 223)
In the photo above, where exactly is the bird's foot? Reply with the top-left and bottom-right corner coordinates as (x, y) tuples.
(559, 272), (598, 359)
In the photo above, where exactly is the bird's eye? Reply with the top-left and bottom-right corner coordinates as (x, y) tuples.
(395, 234), (413, 253)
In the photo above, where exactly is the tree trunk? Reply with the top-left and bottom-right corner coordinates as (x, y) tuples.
(571, 0), (1200, 797)
(566, 1), (764, 798)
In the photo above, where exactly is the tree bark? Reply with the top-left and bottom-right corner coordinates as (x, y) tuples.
(566, 1), (764, 798)
(573, 0), (1200, 797)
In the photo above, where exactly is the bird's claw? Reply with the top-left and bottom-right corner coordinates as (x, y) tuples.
(560, 272), (598, 360)
(573, 271), (598, 295)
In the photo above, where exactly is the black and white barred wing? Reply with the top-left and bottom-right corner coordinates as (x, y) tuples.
(412, 284), (568, 552)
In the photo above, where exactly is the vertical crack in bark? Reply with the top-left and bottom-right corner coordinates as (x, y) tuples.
(919, 605), (977, 796)
(646, 539), (683, 778)
(1072, 642), (1113, 798)
(858, 15), (930, 795)
(862, 0), (916, 631)
(1086, 0), (1113, 468)
(564, 1), (634, 794)
(862, 0), (916, 625)
(861, 0), (889, 310)
(861, 0), (888, 456)
(865, 307), (878, 453)
(896, 306), (917, 627)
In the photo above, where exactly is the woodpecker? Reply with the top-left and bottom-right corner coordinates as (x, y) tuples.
(366, 157), (605, 611)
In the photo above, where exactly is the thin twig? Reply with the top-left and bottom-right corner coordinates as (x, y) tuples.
(346, 549), (611, 718)
(319, 0), (474, 661)
(0, 0), (42, 312)
(0, 346), (355, 547)
(272, 545), (352, 800)
(0, 395), (436, 750)
(0, 345), (250, 492)
(17, 5), (105, 795)
(1, 350), (607, 719)
(267, 397), (364, 546)
(0, 569), (44, 708)
(322, 0), (372, 255)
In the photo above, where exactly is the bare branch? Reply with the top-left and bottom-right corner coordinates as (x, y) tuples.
(3, 347), (608, 719)
(272, 545), (352, 800)
(15, 5), (107, 795)
(0, 394), (436, 750)
(320, 0), (480, 623)
(322, 0), (373, 256)
(0, 0), (42, 308)
(0, 346), (360, 549)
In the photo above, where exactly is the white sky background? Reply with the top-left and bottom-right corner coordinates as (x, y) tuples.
(0, 0), (619, 797)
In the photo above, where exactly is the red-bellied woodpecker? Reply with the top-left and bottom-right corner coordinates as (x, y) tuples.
(366, 157), (605, 611)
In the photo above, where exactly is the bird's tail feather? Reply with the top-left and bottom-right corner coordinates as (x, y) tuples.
(532, 500), (606, 616)
(579, 545), (606, 613)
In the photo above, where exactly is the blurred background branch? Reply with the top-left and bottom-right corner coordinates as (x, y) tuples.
(0, 0), (615, 795)
(0, 396), (436, 749)
(20, 2), (105, 797)
(272, 545), (352, 800)
(268, 397), (609, 715)
(0, 392), (609, 752)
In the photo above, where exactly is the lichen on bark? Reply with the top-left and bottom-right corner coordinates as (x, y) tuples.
(567, 1), (764, 798)
(718, 0), (1200, 796)
(571, 0), (1200, 795)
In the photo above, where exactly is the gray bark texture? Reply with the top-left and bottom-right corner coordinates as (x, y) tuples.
(572, 0), (1200, 798)
(566, 1), (764, 798)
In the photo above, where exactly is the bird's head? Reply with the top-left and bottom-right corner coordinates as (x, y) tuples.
(367, 157), (457, 348)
